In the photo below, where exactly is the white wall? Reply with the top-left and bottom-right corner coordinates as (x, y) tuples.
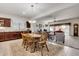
(31, 23), (37, 32)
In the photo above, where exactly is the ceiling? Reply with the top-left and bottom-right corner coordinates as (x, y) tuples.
(0, 3), (77, 20)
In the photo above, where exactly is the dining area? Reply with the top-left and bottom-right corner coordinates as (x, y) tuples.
(21, 32), (49, 56)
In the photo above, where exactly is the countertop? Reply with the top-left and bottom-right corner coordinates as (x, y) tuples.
(0, 27), (27, 32)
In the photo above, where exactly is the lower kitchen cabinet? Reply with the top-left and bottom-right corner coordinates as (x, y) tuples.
(0, 32), (5, 41)
(0, 31), (27, 42)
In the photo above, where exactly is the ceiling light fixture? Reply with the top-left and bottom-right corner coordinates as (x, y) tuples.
(28, 4), (36, 23)
(29, 20), (36, 23)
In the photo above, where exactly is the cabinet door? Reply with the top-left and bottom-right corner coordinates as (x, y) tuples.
(5, 32), (16, 40)
(0, 32), (4, 41)
(4, 19), (11, 27)
(4, 32), (21, 41)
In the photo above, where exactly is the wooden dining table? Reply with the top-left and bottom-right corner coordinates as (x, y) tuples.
(23, 33), (41, 39)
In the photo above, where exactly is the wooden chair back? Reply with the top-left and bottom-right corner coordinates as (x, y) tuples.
(21, 33), (27, 41)
(40, 32), (48, 41)
(26, 34), (34, 43)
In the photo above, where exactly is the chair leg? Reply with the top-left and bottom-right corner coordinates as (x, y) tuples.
(22, 43), (25, 48)
(24, 42), (26, 48)
(29, 45), (32, 53)
(40, 46), (43, 56)
(34, 43), (36, 51)
(22, 41), (26, 48)
(26, 45), (28, 51)
(46, 44), (49, 52)
(30, 43), (35, 53)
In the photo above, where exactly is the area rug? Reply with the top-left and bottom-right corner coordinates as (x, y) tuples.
(10, 42), (64, 56)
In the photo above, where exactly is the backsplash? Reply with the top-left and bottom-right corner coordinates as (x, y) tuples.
(0, 27), (27, 32)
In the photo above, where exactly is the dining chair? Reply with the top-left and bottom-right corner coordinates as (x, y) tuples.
(38, 32), (49, 56)
(25, 34), (36, 53)
(21, 33), (27, 48)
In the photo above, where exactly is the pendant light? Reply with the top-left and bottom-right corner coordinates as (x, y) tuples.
(28, 4), (36, 23)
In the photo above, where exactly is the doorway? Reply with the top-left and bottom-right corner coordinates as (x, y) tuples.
(73, 24), (78, 36)
(49, 25), (70, 36)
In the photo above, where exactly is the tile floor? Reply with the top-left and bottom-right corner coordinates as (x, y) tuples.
(65, 36), (79, 49)
(0, 38), (79, 56)
(49, 35), (79, 49)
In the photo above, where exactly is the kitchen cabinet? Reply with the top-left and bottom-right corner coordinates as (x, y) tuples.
(0, 31), (27, 42)
(0, 32), (4, 41)
(4, 19), (11, 27)
(0, 17), (11, 27)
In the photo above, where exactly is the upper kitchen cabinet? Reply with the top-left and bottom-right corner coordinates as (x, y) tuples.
(0, 17), (11, 27)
